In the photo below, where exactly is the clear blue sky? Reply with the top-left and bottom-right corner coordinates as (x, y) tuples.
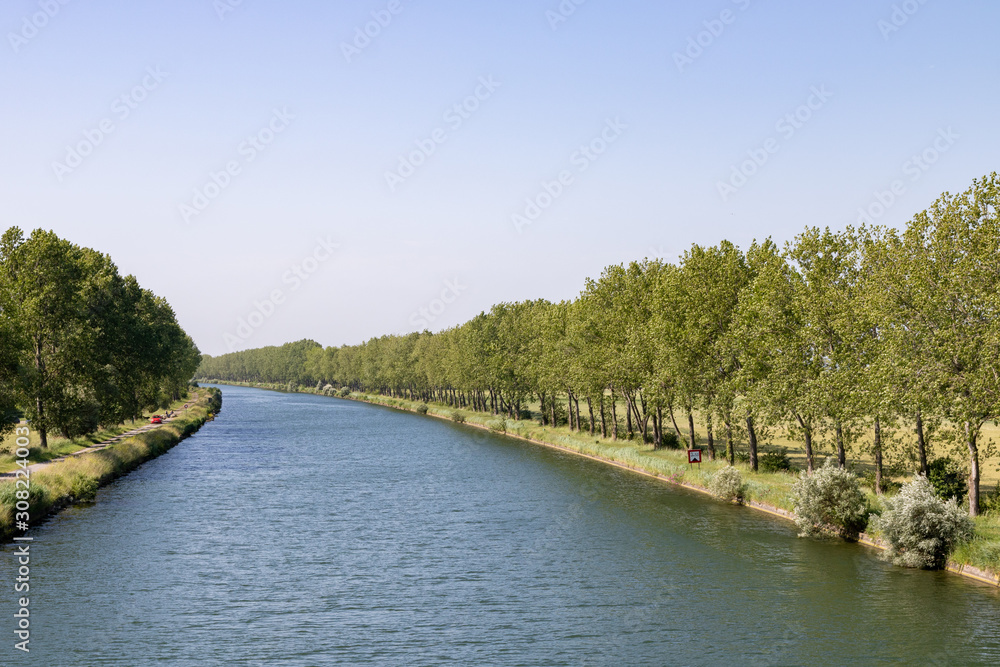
(2, 0), (997, 355)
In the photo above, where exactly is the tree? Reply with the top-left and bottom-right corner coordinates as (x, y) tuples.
(877, 174), (1000, 515)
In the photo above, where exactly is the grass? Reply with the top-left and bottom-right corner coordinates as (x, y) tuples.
(0, 388), (221, 540)
(0, 394), (198, 474)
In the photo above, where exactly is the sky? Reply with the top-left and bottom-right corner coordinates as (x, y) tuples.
(2, 0), (998, 356)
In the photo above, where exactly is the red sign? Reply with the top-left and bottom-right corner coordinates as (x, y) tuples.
(688, 449), (702, 464)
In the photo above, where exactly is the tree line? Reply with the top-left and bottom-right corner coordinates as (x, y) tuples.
(0, 228), (202, 448)
(198, 174), (1000, 516)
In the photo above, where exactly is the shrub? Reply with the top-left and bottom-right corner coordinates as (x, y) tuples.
(415, 403), (429, 415)
(872, 475), (974, 569)
(760, 447), (792, 473)
(859, 470), (902, 495)
(518, 409), (533, 421)
(660, 432), (680, 450)
(449, 411), (466, 424)
(927, 457), (967, 503)
(338, 387), (350, 397)
(710, 466), (746, 504)
(792, 458), (868, 540)
(68, 473), (99, 502)
(487, 417), (507, 434)
(981, 481), (1000, 515)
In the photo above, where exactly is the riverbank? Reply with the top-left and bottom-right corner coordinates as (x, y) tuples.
(203, 380), (1000, 587)
(0, 387), (222, 541)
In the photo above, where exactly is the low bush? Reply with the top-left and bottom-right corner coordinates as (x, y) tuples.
(415, 403), (429, 415)
(660, 432), (680, 450)
(487, 418), (507, 434)
(710, 466), (746, 504)
(872, 475), (974, 569)
(981, 481), (1000, 515)
(792, 458), (868, 540)
(927, 457), (967, 503)
(338, 387), (350, 397)
(760, 448), (792, 473)
(449, 411), (466, 424)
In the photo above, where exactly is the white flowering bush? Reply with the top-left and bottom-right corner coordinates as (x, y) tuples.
(871, 475), (974, 569)
(792, 458), (868, 539)
(710, 466), (746, 504)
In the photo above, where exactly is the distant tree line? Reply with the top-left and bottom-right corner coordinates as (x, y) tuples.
(0, 228), (202, 448)
(198, 174), (1000, 516)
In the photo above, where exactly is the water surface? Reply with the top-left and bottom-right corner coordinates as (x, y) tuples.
(2, 385), (998, 665)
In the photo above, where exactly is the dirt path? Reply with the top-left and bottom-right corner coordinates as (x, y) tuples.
(0, 398), (198, 479)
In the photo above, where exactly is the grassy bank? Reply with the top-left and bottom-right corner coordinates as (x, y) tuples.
(0, 388), (222, 541)
(0, 394), (201, 474)
(204, 380), (999, 584)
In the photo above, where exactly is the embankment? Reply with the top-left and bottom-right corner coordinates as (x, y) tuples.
(0, 388), (222, 541)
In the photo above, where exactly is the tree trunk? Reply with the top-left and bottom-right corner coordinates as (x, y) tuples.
(655, 406), (664, 449)
(687, 409), (696, 450)
(35, 342), (48, 449)
(574, 396), (582, 433)
(966, 421), (981, 517)
(874, 417), (883, 495)
(610, 386), (618, 440)
(668, 403), (682, 437)
(796, 414), (814, 473)
(706, 413), (715, 460)
(599, 394), (607, 438)
(587, 397), (595, 435)
(746, 412), (759, 472)
(550, 392), (557, 428)
(915, 411), (928, 476)
(566, 389), (580, 431)
(725, 419), (734, 466)
(835, 420), (846, 469)
(626, 401), (633, 440)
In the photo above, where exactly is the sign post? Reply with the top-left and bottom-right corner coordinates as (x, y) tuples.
(687, 448), (702, 469)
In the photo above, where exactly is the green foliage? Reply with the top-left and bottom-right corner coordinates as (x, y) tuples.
(872, 475), (974, 569)
(415, 403), (429, 415)
(660, 431), (680, 449)
(338, 387), (350, 397)
(710, 466), (746, 504)
(927, 457), (967, 503)
(449, 411), (466, 423)
(981, 481), (1000, 515)
(0, 227), (201, 446)
(792, 458), (868, 539)
(487, 417), (507, 434)
(759, 447), (792, 473)
(68, 472), (99, 502)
